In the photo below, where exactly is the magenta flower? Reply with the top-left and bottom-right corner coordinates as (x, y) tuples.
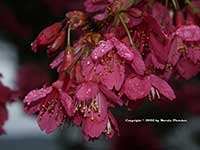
(91, 37), (145, 75)
(74, 81), (120, 140)
(82, 48), (126, 91)
(82, 52), (125, 92)
(24, 80), (73, 133)
(75, 82), (122, 110)
(82, 111), (119, 140)
(95, 52), (125, 91)
(124, 74), (176, 101)
(21, 0), (200, 141)
(167, 26), (200, 79)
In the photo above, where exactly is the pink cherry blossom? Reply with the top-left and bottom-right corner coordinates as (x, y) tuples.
(92, 37), (145, 75)
(24, 81), (73, 133)
(74, 81), (120, 140)
(20, 0), (200, 141)
(124, 74), (175, 101)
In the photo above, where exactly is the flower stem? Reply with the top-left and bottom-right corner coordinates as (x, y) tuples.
(66, 48), (85, 74)
(165, 0), (168, 8)
(172, 0), (180, 11)
(118, 13), (136, 48)
(67, 26), (71, 48)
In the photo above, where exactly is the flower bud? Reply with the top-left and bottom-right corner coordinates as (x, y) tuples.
(61, 47), (73, 71)
(31, 22), (62, 52)
(48, 30), (66, 53)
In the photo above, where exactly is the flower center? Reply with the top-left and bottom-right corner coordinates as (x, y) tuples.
(133, 24), (150, 53)
(39, 98), (66, 124)
(74, 98), (101, 121)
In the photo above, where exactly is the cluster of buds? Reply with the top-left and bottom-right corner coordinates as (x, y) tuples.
(24, 0), (200, 140)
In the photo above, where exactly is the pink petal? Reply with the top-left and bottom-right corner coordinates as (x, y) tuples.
(187, 47), (200, 64)
(99, 85), (123, 106)
(82, 92), (108, 140)
(124, 76), (151, 100)
(91, 40), (114, 60)
(52, 80), (63, 89)
(143, 13), (166, 40)
(177, 58), (200, 80)
(99, 56), (125, 91)
(176, 25), (200, 41)
(94, 11), (108, 21)
(99, 64), (116, 90)
(24, 100), (42, 114)
(50, 51), (64, 69)
(24, 86), (52, 104)
(59, 91), (73, 117)
(152, 2), (174, 33)
(111, 37), (134, 61)
(168, 36), (182, 66)
(82, 116), (107, 140)
(81, 57), (95, 80)
(149, 33), (168, 62)
(76, 82), (99, 101)
(145, 53), (165, 70)
(131, 50), (146, 75)
(150, 74), (176, 100)
(107, 112), (119, 138)
(152, 2), (166, 24)
(95, 92), (108, 121)
(84, 0), (106, 13)
(37, 103), (63, 133)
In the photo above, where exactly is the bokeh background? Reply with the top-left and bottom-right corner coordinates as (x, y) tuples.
(0, 0), (200, 150)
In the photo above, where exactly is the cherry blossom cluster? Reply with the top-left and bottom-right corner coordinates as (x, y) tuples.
(24, 0), (200, 140)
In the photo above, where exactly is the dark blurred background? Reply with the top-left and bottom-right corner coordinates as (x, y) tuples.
(0, 0), (200, 150)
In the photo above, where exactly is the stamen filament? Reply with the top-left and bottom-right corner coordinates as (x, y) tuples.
(67, 26), (71, 48)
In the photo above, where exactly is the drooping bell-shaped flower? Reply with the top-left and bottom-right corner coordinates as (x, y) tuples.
(24, 81), (73, 133)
